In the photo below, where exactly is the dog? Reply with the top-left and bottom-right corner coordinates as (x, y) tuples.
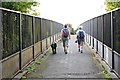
(51, 42), (57, 54)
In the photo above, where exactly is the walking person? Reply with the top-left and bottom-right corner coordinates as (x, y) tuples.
(61, 24), (70, 54)
(76, 27), (85, 53)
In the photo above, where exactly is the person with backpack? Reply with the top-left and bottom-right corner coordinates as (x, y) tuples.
(61, 24), (70, 54)
(76, 27), (85, 53)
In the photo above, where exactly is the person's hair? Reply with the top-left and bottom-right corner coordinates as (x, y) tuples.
(64, 24), (67, 28)
(79, 27), (82, 30)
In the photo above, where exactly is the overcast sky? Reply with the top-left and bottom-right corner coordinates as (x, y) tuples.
(38, 0), (106, 29)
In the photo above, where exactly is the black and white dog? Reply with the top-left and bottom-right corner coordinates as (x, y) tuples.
(51, 42), (57, 54)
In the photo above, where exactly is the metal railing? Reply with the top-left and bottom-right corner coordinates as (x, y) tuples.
(0, 7), (63, 79)
(0, 8), (63, 60)
(81, 8), (120, 78)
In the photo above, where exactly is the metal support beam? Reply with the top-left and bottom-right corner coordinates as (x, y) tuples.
(19, 13), (22, 70)
(111, 11), (114, 71)
(32, 17), (35, 60)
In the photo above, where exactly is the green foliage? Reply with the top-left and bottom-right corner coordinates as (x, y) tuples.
(99, 64), (112, 78)
(35, 58), (43, 65)
(3, 11), (20, 59)
(22, 76), (27, 78)
(1, 2), (40, 15)
(66, 24), (75, 35)
(27, 65), (36, 74)
(105, 1), (120, 11)
(2, 2), (37, 12)
(75, 28), (78, 34)
(26, 54), (46, 74)
(32, 11), (40, 16)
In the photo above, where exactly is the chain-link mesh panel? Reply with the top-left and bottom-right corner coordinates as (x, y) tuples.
(41, 18), (47, 40)
(88, 20), (90, 34)
(84, 21), (88, 34)
(87, 21), (89, 34)
(1, 9), (63, 59)
(82, 22), (86, 33)
(46, 20), (51, 37)
(41, 18), (44, 40)
(90, 19), (94, 36)
(21, 15), (32, 49)
(103, 13), (111, 48)
(113, 9), (120, 54)
(53, 22), (57, 34)
(58, 23), (63, 33)
(3, 10), (20, 59)
(50, 21), (54, 36)
(82, 23), (86, 33)
(51, 21), (55, 35)
(93, 18), (97, 39)
(97, 16), (103, 42)
(89, 20), (91, 36)
(52, 21), (55, 35)
(83, 23), (85, 32)
(56, 22), (62, 34)
(0, 9), (2, 60)
(41, 19), (62, 40)
(35, 17), (41, 43)
(52, 21), (63, 35)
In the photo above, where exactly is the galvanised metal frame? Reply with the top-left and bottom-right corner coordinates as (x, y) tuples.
(0, 7), (63, 73)
(102, 15), (104, 60)
(80, 8), (120, 78)
(19, 13), (22, 70)
(32, 16), (35, 60)
(110, 11), (114, 71)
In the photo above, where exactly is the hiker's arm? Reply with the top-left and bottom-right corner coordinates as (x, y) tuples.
(61, 30), (63, 39)
(69, 31), (71, 39)
(61, 32), (63, 39)
(76, 31), (78, 39)
(83, 31), (85, 42)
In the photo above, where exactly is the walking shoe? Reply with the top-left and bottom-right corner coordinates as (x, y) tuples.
(64, 48), (66, 52)
(81, 50), (83, 53)
(78, 48), (80, 52)
(65, 52), (67, 54)
(64, 47), (68, 54)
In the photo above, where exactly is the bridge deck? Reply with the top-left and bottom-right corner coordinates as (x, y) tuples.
(26, 35), (106, 78)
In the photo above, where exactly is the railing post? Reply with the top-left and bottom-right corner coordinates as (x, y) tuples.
(32, 17), (35, 60)
(92, 32), (94, 49)
(92, 20), (94, 49)
(0, 8), (3, 80)
(96, 18), (98, 53)
(111, 11), (114, 71)
(102, 15), (104, 60)
(90, 20), (91, 46)
(0, 0), (2, 7)
(40, 18), (42, 53)
(19, 13), (22, 70)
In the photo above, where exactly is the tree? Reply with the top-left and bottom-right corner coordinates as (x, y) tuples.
(1, 2), (40, 59)
(105, 1), (120, 11)
(2, 2), (40, 16)
(66, 24), (75, 35)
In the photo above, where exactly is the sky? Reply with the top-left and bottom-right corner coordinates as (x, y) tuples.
(37, 0), (106, 30)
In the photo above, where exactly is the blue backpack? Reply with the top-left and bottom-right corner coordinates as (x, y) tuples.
(63, 28), (69, 38)
(78, 31), (84, 39)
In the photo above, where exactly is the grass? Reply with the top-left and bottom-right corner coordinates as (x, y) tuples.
(99, 64), (112, 78)
(85, 44), (112, 78)
(22, 47), (52, 78)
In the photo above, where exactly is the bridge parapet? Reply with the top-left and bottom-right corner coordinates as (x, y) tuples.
(81, 8), (120, 78)
(0, 8), (63, 79)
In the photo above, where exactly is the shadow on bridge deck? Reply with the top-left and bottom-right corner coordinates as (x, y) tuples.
(22, 35), (113, 79)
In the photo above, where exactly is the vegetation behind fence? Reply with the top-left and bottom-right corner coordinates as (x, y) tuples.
(0, 8), (63, 60)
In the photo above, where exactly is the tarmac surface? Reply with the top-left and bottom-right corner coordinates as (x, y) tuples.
(27, 35), (105, 79)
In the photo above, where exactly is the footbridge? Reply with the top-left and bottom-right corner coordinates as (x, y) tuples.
(0, 8), (120, 79)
